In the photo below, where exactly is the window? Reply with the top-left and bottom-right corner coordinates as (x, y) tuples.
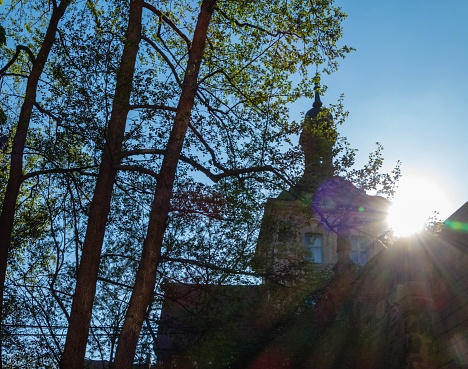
(305, 233), (323, 263)
(350, 236), (369, 266)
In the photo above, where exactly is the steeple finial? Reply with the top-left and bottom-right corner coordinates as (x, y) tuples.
(313, 84), (322, 109)
(312, 71), (322, 109)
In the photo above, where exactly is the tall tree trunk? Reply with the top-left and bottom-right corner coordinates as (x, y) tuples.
(0, 2), (70, 367)
(60, 1), (143, 368)
(112, 1), (217, 367)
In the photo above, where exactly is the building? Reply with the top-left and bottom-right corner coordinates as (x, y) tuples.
(254, 88), (390, 281)
(155, 91), (468, 368)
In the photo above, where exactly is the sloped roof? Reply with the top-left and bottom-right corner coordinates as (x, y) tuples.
(442, 201), (468, 251)
(444, 201), (468, 225)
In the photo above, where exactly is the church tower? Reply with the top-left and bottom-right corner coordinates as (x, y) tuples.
(296, 86), (337, 194)
(254, 88), (390, 282)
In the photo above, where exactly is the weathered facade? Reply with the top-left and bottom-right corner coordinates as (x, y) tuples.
(254, 179), (390, 283)
(155, 92), (468, 368)
(254, 89), (390, 280)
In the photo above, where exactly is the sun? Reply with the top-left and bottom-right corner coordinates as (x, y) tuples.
(387, 175), (449, 236)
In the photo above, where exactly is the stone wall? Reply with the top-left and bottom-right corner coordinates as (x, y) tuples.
(432, 233), (468, 368)
(343, 231), (468, 369)
(350, 236), (436, 369)
(155, 230), (468, 369)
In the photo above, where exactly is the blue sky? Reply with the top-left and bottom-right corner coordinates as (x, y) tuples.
(315, 0), (468, 219)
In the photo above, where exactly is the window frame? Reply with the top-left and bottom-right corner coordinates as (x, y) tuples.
(304, 232), (324, 264)
(350, 235), (369, 266)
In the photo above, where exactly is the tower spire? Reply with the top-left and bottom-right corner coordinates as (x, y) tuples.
(313, 84), (323, 109)
(296, 81), (337, 193)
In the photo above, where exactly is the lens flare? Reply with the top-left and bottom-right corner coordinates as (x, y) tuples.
(387, 176), (449, 236)
(444, 220), (468, 232)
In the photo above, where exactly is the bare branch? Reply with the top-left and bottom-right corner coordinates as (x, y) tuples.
(34, 102), (60, 121)
(121, 148), (164, 157)
(170, 207), (225, 220)
(0, 45), (36, 75)
(188, 122), (226, 171)
(141, 35), (182, 87)
(120, 148), (294, 185)
(161, 256), (258, 277)
(101, 253), (140, 264)
(121, 148), (218, 181)
(97, 276), (133, 290)
(216, 6), (289, 37)
(143, 2), (191, 48)
(0, 72), (29, 79)
(22, 166), (99, 182)
(129, 103), (177, 112)
(114, 164), (159, 180)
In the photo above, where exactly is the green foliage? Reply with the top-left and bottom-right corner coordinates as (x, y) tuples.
(0, 0), (361, 365)
(425, 210), (443, 234)
(335, 140), (402, 198)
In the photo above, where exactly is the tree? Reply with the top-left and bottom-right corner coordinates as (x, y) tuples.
(110, 2), (218, 365)
(111, 0), (352, 365)
(0, 1), (71, 366)
(2, 0), (353, 366)
(55, 0), (352, 365)
(60, 0), (144, 367)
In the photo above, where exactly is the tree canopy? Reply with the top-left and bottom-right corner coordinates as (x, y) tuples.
(0, 0), (399, 367)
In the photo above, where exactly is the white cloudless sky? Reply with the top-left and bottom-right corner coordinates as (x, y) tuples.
(309, 0), (468, 219)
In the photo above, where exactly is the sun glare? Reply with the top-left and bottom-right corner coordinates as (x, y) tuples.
(387, 176), (449, 236)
